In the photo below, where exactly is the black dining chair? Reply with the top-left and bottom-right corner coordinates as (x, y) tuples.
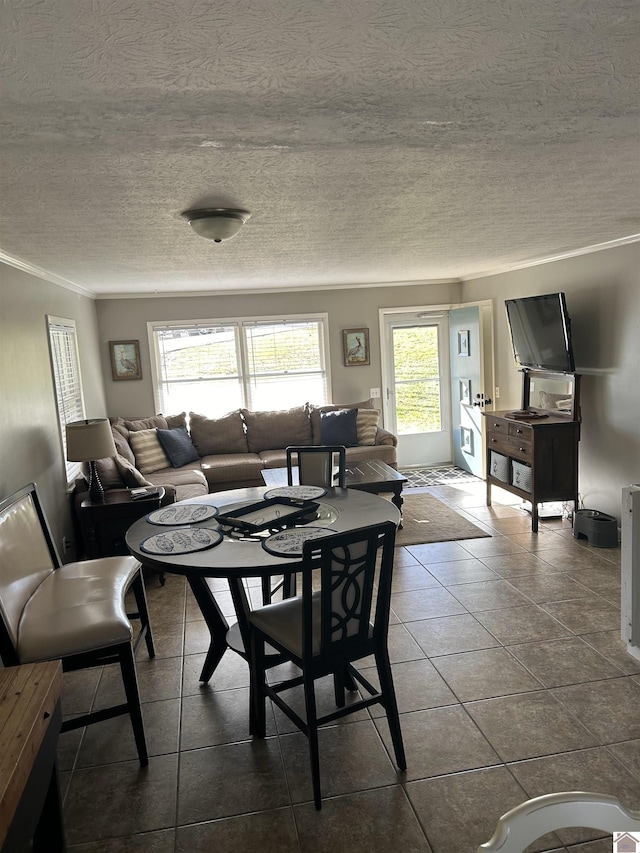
(286, 444), (347, 489)
(249, 520), (406, 809)
(0, 483), (154, 766)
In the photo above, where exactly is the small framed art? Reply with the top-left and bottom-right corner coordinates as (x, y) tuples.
(343, 328), (370, 366)
(458, 330), (470, 356)
(459, 378), (471, 405)
(461, 426), (473, 454)
(109, 340), (142, 381)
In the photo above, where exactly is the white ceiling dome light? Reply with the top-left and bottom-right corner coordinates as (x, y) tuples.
(181, 208), (251, 242)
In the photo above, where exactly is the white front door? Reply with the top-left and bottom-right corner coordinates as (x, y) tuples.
(381, 311), (452, 468)
(449, 306), (484, 477)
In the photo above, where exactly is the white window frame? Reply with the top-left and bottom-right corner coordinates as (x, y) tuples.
(47, 316), (86, 484)
(148, 313), (332, 416)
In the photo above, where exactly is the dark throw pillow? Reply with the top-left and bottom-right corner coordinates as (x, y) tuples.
(319, 408), (358, 447)
(156, 427), (200, 468)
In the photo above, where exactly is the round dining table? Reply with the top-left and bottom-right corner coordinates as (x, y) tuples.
(126, 486), (401, 683)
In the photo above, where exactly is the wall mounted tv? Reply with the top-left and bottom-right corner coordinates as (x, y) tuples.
(505, 292), (575, 373)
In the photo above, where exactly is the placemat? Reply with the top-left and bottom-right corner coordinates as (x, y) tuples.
(263, 485), (327, 501)
(146, 504), (219, 526)
(262, 526), (335, 557)
(140, 527), (222, 555)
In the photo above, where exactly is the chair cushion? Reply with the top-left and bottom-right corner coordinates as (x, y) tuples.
(249, 593), (322, 657)
(17, 556), (140, 663)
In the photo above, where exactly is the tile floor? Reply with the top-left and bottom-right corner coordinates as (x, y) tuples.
(58, 481), (640, 852)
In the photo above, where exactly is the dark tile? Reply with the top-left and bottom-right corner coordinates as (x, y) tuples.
(95, 656), (183, 707)
(295, 786), (431, 852)
(76, 698), (180, 767)
(61, 669), (102, 717)
(271, 675), (370, 735)
(177, 739), (290, 823)
(68, 828), (175, 852)
(280, 719), (400, 803)
(404, 541), (477, 563)
(474, 605), (571, 645)
(391, 562), (443, 592)
(175, 807), (299, 852)
(359, 622), (427, 668)
(606, 739), (640, 781)
(551, 677), (640, 743)
(432, 647), (543, 701)
(391, 587), (466, 622)
(64, 754), (178, 845)
(182, 648), (249, 695)
(508, 746), (640, 845)
(506, 573), (591, 604)
(181, 686), (274, 749)
(459, 537), (527, 559)
(424, 558), (499, 585)
(580, 631), (640, 674)
(407, 613), (501, 656)
(508, 637), (624, 687)
(406, 766), (529, 853)
(363, 657), (457, 715)
(478, 552), (559, 578)
(376, 706), (500, 781)
(465, 692), (598, 762)
(448, 579), (532, 612)
(541, 597), (620, 634)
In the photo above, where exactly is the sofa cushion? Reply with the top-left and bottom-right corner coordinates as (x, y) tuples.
(95, 455), (126, 490)
(129, 429), (171, 474)
(241, 405), (312, 453)
(199, 453), (265, 487)
(145, 465), (208, 490)
(309, 399), (374, 444)
(156, 427), (199, 467)
(320, 408), (358, 447)
(163, 412), (188, 430)
(124, 415), (169, 432)
(189, 411), (248, 455)
(345, 443), (398, 467)
(114, 454), (154, 487)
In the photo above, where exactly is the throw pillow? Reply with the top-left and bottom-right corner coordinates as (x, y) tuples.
(114, 454), (153, 487)
(356, 408), (380, 445)
(128, 428), (171, 474)
(162, 412), (188, 430)
(309, 398), (374, 444)
(189, 411), (248, 456)
(124, 415), (168, 432)
(156, 427), (199, 468)
(320, 408), (358, 447)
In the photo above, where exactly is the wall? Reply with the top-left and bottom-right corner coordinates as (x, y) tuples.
(0, 262), (105, 551)
(461, 242), (640, 520)
(95, 281), (462, 420)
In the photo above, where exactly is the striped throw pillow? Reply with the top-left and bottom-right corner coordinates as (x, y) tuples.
(356, 409), (380, 445)
(129, 428), (170, 474)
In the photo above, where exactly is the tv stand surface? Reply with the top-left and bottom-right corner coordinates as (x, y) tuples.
(483, 409), (580, 533)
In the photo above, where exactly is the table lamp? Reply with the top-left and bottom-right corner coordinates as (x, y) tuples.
(66, 418), (117, 504)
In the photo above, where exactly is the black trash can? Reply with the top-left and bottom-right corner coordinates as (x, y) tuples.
(573, 509), (618, 548)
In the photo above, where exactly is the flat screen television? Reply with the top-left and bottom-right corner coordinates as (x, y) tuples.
(505, 292), (575, 373)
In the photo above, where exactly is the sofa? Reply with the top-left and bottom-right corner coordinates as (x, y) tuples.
(91, 400), (397, 503)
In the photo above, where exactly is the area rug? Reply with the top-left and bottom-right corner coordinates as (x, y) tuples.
(399, 465), (480, 488)
(396, 492), (490, 546)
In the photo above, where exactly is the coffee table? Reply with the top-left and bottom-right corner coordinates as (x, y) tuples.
(262, 459), (407, 520)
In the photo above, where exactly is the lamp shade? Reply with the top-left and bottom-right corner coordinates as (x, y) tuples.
(180, 208), (251, 242)
(66, 418), (116, 462)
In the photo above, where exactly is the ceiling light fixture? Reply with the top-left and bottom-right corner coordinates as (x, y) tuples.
(180, 208), (251, 242)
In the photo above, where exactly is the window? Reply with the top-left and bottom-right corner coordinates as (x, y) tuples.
(47, 316), (85, 483)
(149, 315), (330, 417)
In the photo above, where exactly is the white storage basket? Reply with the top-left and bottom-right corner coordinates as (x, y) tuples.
(512, 460), (532, 492)
(490, 451), (509, 483)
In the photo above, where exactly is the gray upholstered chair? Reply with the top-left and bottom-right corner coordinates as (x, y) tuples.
(286, 444), (347, 489)
(249, 520), (405, 809)
(0, 483), (154, 766)
(478, 791), (640, 852)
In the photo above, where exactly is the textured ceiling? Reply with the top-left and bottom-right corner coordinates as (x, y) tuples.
(1, 0), (639, 297)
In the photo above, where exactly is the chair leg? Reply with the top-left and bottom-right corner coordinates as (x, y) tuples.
(376, 649), (406, 771)
(131, 570), (155, 659)
(333, 669), (346, 707)
(302, 672), (322, 810)
(119, 643), (148, 767)
(249, 631), (267, 738)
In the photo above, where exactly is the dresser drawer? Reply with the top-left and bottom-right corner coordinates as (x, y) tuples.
(508, 422), (532, 441)
(486, 418), (509, 436)
(487, 433), (531, 462)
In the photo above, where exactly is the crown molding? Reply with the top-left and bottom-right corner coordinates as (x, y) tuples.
(0, 251), (95, 298)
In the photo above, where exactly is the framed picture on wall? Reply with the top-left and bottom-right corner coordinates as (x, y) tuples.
(343, 328), (370, 366)
(459, 379), (471, 405)
(109, 340), (142, 381)
(461, 426), (473, 454)
(458, 330), (470, 356)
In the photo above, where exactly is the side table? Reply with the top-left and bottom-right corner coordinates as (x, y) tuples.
(78, 487), (165, 572)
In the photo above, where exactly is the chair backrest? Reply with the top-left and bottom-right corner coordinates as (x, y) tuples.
(478, 791), (640, 852)
(301, 521), (396, 658)
(286, 445), (347, 489)
(0, 483), (59, 662)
